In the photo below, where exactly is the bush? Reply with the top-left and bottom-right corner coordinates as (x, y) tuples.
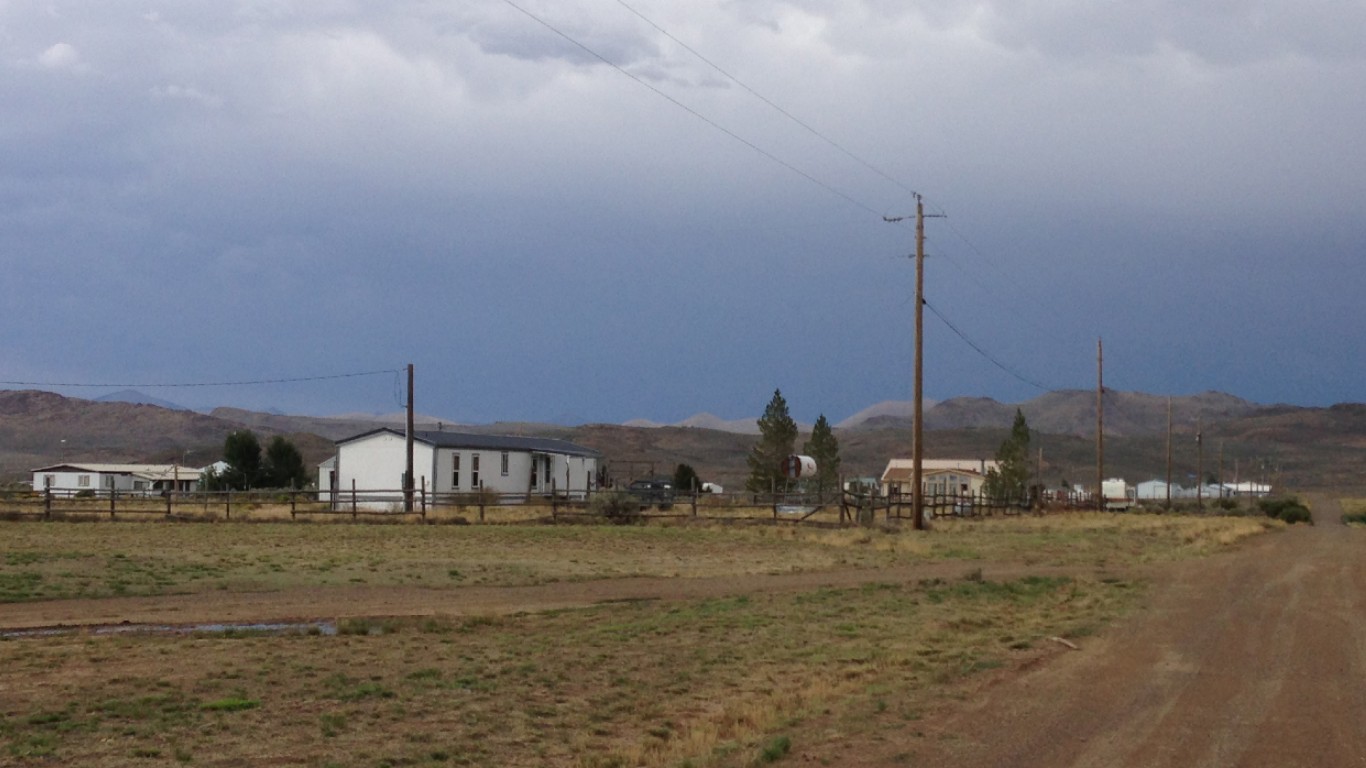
(1259, 497), (1313, 525)
(589, 490), (643, 524)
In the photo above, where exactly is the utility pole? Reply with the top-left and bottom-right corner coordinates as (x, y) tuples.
(1096, 338), (1104, 511)
(1165, 396), (1173, 508)
(405, 363), (415, 513)
(884, 195), (941, 530)
(1196, 417), (1204, 511)
(1218, 440), (1225, 499)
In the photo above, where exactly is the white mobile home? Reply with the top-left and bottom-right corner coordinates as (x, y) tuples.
(30, 463), (203, 495)
(322, 427), (601, 506)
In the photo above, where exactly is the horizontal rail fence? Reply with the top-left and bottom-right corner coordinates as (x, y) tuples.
(0, 487), (1096, 524)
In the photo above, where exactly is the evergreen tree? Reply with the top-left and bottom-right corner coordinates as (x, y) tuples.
(984, 409), (1031, 499)
(262, 435), (309, 489)
(802, 414), (841, 494)
(745, 389), (798, 493)
(218, 430), (262, 490)
(673, 463), (701, 493)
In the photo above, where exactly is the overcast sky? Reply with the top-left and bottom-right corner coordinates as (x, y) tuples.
(3, 1), (1364, 424)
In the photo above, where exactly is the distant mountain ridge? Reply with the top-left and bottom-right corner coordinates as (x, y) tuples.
(94, 389), (189, 411)
(2, 387), (1364, 493)
(629, 391), (1267, 437)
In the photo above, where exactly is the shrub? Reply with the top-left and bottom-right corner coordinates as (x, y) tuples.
(1259, 497), (1312, 525)
(588, 490), (642, 524)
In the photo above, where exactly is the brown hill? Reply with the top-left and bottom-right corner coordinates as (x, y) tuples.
(4, 389), (1362, 494)
(0, 390), (333, 481)
(865, 389), (1265, 438)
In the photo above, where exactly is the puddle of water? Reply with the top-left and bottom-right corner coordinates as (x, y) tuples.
(1, 620), (338, 639)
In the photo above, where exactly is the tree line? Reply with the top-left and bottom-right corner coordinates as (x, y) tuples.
(202, 430), (310, 491)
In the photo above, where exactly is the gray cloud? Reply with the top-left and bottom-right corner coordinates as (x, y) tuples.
(1, 0), (1363, 421)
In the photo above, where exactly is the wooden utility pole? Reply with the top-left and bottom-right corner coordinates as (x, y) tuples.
(405, 363), (415, 513)
(1096, 338), (1104, 511)
(1165, 396), (1173, 507)
(1196, 417), (1204, 511)
(884, 196), (940, 530)
(1218, 440), (1225, 499)
(912, 196), (926, 529)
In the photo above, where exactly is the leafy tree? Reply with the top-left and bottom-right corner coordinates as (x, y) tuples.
(218, 430), (263, 490)
(673, 463), (701, 493)
(262, 436), (309, 489)
(802, 414), (841, 494)
(984, 409), (1031, 499)
(746, 389), (798, 493)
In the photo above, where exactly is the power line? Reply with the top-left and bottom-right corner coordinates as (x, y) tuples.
(0, 368), (403, 389)
(922, 300), (1060, 392)
(612, 0), (918, 200)
(499, 0), (883, 218)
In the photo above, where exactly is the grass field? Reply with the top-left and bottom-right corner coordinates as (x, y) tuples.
(0, 513), (1274, 766)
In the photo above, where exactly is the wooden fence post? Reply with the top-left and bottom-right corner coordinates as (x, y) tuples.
(166, 490), (173, 518)
(44, 489), (51, 520)
(420, 476), (427, 520)
(110, 489), (116, 519)
(478, 480), (485, 523)
(290, 492), (297, 520)
(551, 479), (558, 520)
(350, 479), (357, 520)
(225, 490), (231, 520)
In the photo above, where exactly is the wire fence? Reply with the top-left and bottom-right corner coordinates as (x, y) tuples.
(0, 486), (1095, 525)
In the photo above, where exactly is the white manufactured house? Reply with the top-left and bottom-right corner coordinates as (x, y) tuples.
(30, 463), (203, 495)
(320, 427), (602, 506)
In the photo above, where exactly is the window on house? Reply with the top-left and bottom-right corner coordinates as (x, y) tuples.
(43, 475), (54, 488)
(544, 456), (552, 487)
(452, 454), (461, 489)
(78, 475), (90, 487)
(500, 452), (509, 476)
(472, 454), (480, 488)
(531, 458), (538, 489)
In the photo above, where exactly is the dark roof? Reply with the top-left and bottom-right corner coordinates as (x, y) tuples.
(337, 427), (601, 458)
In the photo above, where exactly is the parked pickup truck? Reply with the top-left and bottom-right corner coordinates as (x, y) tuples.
(627, 478), (675, 510)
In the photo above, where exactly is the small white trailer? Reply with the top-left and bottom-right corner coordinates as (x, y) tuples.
(1102, 479), (1133, 510)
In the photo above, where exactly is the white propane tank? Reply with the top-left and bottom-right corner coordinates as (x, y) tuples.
(782, 454), (817, 479)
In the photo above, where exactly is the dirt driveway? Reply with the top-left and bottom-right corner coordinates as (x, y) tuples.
(825, 495), (1366, 767)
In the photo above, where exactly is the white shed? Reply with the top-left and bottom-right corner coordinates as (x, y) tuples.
(323, 427), (601, 507)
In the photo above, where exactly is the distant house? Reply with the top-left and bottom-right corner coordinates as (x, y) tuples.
(1136, 479), (1180, 500)
(321, 427), (602, 506)
(880, 458), (1000, 497)
(30, 463), (203, 495)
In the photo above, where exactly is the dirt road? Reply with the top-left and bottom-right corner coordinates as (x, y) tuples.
(841, 496), (1366, 767)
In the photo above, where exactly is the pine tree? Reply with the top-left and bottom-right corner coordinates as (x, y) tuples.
(984, 409), (1031, 499)
(746, 389), (798, 493)
(673, 463), (701, 493)
(802, 414), (841, 494)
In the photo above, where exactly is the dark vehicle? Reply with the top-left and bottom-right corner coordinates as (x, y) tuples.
(627, 478), (674, 510)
